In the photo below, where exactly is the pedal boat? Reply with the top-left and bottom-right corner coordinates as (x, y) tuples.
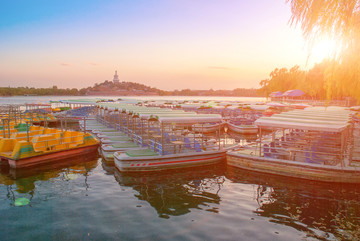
(0, 128), (99, 169)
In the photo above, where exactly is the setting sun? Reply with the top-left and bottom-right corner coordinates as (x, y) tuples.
(309, 38), (339, 63)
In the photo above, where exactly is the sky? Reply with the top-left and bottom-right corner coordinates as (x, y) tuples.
(0, 0), (329, 91)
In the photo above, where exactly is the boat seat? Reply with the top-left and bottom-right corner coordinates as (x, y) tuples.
(150, 140), (156, 151)
(305, 146), (325, 165)
(263, 144), (271, 158)
(61, 131), (74, 147)
(1, 129), (18, 138)
(48, 133), (63, 150)
(157, 144), (170, 155)
(184, 138), (192, 149)
(62, 131), (84, 148)
(0, 138), (18, 154)
(164, 132), (170, 142)
(30, 126), (44, 132)
(43, 128), (62, 134)
(194, 142), (202, 152)
(32, 134), (54, 152)
(270, 142), (278, 154)
(11, 132), (29, 141)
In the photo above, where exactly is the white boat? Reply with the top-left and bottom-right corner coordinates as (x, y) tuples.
(115, 149), (226, 172)
(112, 113), (232, 172)
(192, 122), (225, 133)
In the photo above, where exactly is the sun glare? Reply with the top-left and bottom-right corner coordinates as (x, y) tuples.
(310, 38), (339, 63)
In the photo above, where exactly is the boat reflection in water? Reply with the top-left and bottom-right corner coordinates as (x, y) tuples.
(226, 166), (360, 240)
(0, 153), (99, 196)
(113, 162), (226, 219)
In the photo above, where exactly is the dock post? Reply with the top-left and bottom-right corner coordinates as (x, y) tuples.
(2, 119), (5, 138)
(45, 113), (48, 127)
(65, 116), (67, 130)
(218, 123), (221, 150)
(161, 122), (164, 155)
(26, 122), (30, 142)
(340, 131), (345, 167)
(259, 127), (262, 157)
(7, 119), (10, 138)
(83, 117), (86, 134)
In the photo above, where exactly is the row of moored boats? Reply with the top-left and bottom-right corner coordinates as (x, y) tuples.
(2, 102), (360, 184)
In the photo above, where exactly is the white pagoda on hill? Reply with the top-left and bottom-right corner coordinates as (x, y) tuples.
(113, 70), (120, 83)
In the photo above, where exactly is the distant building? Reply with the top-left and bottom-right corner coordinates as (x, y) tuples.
(113, 70), (120, 83)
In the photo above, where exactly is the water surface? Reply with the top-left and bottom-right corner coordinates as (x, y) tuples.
(1, 156), (360, 240)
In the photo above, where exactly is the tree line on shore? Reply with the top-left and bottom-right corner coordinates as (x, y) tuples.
(257, 59), (344, 100)
(0, 86), (87, 96)
(0, 82), (258, 97)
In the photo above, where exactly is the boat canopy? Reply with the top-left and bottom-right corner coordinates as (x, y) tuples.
(271, 115), (350, 123)
(255, 108), (351, 132)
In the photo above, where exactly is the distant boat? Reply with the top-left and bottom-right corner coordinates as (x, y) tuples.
(226, 122), (258, 134)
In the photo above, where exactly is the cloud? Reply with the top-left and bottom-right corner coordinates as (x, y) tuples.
(89, 62), (100, 66)
(208, 66), (231, 70)
(60, 62), (71, 67)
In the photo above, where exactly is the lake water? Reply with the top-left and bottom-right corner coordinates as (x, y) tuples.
(0, 96), (359, 240)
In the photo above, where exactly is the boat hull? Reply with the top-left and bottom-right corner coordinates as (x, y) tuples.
(226, 123), (258, 134)
(227, 152), (360, 183)
(115, 150), (226, 172)
(5, 144), (99, 169)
